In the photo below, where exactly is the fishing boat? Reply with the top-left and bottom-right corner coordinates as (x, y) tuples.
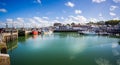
(32, 30), (38, 35)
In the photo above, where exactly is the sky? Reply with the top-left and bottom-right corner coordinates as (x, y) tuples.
(0, 0), (120, 28)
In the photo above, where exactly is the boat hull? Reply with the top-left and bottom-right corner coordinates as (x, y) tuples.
(78, 31), (109, 35)
(32, 31), (38, 35)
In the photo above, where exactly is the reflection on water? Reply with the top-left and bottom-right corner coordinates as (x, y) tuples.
(118, 40), (120, 45)
(6, 39), (18, 51)
(55, 32), (81, 38)
(7, 33), (120, 65)
(117, 59), (120, 65)
(32, 35), (38, 39)
(18, 36), (26, 43)
(95, 58), (112, 65)
(18, 35), (32, 43)
(7, 35), (32, 51)
(111, 41), (120, 56)
(112, 49), (120, 56)
(112, 43), (118, 48)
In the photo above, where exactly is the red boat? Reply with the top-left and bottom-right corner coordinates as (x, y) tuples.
(32, 30), (38, 35)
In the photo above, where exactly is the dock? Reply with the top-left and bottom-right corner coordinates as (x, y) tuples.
(0, 42), (10, 65)
(2, 31), (18, 43)
(0, 42), (7, 54)
(0, 28), (18, 65)
(0, 54), (10, 65)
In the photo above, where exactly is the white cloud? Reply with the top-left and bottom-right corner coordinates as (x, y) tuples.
(99, 13), (102, 17)
(0, 8), (7, 13)
(92, 0), (106, 3)
(33, 16), (51, 26)
(17, 17), (24, 22)
(56, 17), (59, 19)
(30, 16), (53, 27)
(1, 15), (88, 28)
(42, 17), (49, 20)
(113, 17), (119, 20)
(0, 22), (6, 28)
(61, 17), (64, 19)
(13, 18), (25, 27)
(6, 19), (15, 28)
(34, 16), (43, 23)
(113, 0), (120, 3)
(75, 10), (82, 14)
(6, 19), (13, 23)
(3, 17), (53, 28)
(64, 15), (87, 24)
(52, 20), (61, 23)
(110, 5), (118, 11)
(71, 15), (87, 22)
(65, 2), (75, 8)
(27, 18), (41, 27)
(109, 12), (116, 16)
(88, 18), (97, 22)
(33, 0), (41, 4)
(28, 18), (36, 23)
(37, 0), (41, 4)
(98, 13), (104, 20)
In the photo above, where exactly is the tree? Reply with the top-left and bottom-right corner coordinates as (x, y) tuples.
(54, 23), (62, 26)
(105, 20), (120, 25)
(66, 24), (70, 26)
(71, 22), (75, 26)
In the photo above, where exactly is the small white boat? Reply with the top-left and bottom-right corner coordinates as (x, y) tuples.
(41, 30), (53, 35)
(83, 31), (97, 35)
(78, 30), (109, 35)
(98, 32), (109, 35)
(78, 30), (97, 35)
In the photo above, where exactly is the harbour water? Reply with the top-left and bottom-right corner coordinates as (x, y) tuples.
(7, 33), (120, 65)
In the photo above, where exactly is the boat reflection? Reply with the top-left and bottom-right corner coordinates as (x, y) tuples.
(32, 35), (38, 39)
(18, 35), (32, 43)
(55, 32), (82, 38)
(6, 39), (18, 51)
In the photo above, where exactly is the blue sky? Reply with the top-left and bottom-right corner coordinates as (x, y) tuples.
(0, 0), (120, 27)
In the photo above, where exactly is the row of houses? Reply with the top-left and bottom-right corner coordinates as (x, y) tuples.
(54, 23), (90, 31)
(53, 23), (120, 34)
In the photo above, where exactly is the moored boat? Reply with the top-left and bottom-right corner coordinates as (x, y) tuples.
(32, 30), (38, 35)
(98, 32), (109, 35)
(42, 30), (53, 35)
(78, 30), (97, 35)
(78, 30), (109, 35)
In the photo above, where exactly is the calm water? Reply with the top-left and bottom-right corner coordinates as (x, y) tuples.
(7, 33), (120, 65)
